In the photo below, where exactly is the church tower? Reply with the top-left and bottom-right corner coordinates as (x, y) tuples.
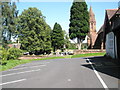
(87, 6), (97, 49)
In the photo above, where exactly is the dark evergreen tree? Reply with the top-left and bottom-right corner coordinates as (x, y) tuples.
(51, 23), (64, 52)
(69, 0), (89, 50)
(18, 7), (52, 54)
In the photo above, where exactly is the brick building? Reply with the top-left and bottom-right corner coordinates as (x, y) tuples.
(104, 8), (120, 59)
(87, 6), (97, 49)
(87, 6), (105, 50)
(93, 25), (105, 49)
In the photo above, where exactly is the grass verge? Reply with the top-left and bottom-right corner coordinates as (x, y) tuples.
(71, 52), (106, 58)
(0, 59), (30, 71)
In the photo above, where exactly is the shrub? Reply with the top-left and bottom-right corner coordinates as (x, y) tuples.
(0, 46), (2, 60)
(7, 48), (23, 60)
(1, 48), (9, 61)
(0, 47), (9, 65)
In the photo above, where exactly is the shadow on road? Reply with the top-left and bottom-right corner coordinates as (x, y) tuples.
(82, 56), (120, 79)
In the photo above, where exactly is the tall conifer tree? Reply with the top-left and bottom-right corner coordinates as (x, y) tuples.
(51, 23), (64, 52)
(69, 0), (89, 50)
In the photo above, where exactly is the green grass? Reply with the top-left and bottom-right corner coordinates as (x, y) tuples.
(0, 59), (30, 71)
(0, 53), (105, 71)
(71, 52), (106, 58)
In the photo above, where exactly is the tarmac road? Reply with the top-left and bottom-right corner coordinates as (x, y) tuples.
(0, 56), (119, 89)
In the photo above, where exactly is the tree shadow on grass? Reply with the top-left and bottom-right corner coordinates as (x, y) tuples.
(82, 56), (120, 79)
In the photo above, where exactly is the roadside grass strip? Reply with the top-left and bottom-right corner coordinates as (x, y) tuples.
(1, 60), (30, 71)
(71, 52), (105, 58)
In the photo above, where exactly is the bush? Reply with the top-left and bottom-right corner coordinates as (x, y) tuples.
(0, 47), (23, 65)
(0, 47), (9, 65)
(7, 48), (23, 60)
(1, 48), (9, 61)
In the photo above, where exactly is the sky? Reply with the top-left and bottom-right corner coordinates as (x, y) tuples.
(16, 1), (118, 34)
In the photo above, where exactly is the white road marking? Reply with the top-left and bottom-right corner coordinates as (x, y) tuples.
(6, 64), (46, 71)
(18, 63), (46, 67)
(0, 69), (41, 77)
(0, 79), (26, 86)
(68, 79), (71, 82)
(87, 58), (109, 90)
(41, 65), (47, 66)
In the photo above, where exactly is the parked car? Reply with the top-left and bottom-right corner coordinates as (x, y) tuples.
(68, 51), (74, 55)
(23, 52), (29, 55)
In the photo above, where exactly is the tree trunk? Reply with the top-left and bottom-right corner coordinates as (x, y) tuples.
(77, 38), (82, 50)
(53, 46), (56, 52)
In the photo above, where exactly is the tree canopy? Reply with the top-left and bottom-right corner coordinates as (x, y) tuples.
(0, 1), (18, 47)
(69, 1), (89, 50)
(18, 7), (51, 54)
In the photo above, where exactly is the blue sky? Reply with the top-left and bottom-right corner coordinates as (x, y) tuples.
(16, 1), (118, 33)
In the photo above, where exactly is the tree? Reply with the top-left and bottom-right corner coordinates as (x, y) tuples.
(63, 31), (71, 49)
(69, 0), (89, 50)
(51, 23), (64, 52)
(0, 2), (2, 45)
(18, 7), (51, 54)
(1, 1), (18, 47)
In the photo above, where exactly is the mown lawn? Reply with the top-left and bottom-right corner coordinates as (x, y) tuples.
(0, 53), (105, 71)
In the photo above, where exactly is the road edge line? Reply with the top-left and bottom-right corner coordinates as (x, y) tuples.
(87, 58), (109, 90)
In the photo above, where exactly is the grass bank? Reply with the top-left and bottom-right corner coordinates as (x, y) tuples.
(0, 53), (105, 71)
(0, 59), (30, 71)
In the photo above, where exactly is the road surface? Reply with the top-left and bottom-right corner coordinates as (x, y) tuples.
(1, 56), (119, 89)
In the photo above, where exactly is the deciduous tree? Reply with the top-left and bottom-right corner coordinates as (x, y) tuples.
(1, 1), (18, 47)
(18, 7), (51, 54)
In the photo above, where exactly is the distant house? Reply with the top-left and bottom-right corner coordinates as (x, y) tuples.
(8, 43), (21, 49)
(103, 8), (120, 60)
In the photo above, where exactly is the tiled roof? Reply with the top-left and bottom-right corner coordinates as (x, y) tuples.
(97, 25), (104, 34)
(89, 6), (96, 22)
(106, 9), (117, 20)
(115, 8), (120, 14)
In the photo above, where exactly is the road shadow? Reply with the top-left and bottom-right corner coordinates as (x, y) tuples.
(82, 56), (120, 79)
